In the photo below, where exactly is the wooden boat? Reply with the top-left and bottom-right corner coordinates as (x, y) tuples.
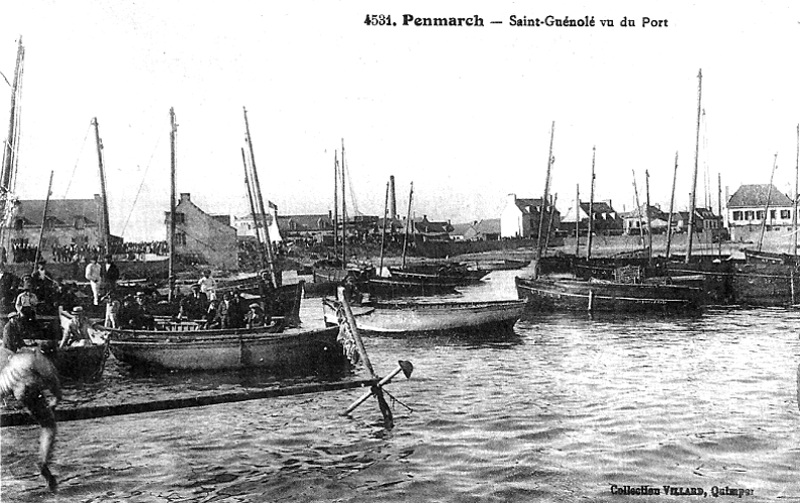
(366, 275), (459, 298)
(514, 276), (703, 312)
(322, 296), (525, 335)
(387, 264), (488, 285)
(743, 248), (797, 266)
(107, 319), (346, 371)
(55, 309), (111, 380)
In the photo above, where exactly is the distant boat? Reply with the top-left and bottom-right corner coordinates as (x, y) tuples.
(387, 263), (489, 286)
(107, 319), (347, 372)
(514, 276), (702, 313)
(322, 296), (525, 335)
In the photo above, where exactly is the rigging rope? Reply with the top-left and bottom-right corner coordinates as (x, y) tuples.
(116, 136), (161, 245)
(61, 121), (92, 198)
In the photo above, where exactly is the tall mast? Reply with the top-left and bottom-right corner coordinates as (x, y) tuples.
(544, 193), (558, 251)
(378, 181), (389, 277)
(645, 169), (653, 264)
(793, 124), (799, 259)
(757, 153), (778, 253)
(686, 69), (702, 264)
(535, 121), (555, 278)
(665, 152), (678, 261)
(574, 184), (580, 256)
(32, 171), (53, 271)
(632, 170), (644, 248)
(401, 182), (414, 269)
(586, 146), (596, 260)
(242, 147), (266, 270)
(1, 38), (24, 241)
(92, 117), (111, 255)
(341, 139), (347, 268)
(168, 108), (177, 302)
(243, 107), (277, 288)
(333, 151), (339, 260)
(717, 172), (723, 257)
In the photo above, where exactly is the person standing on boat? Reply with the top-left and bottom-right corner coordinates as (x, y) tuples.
(246, 302), (265, 328)
(0, 343), (62, 491)
(0, 264), (20, 335)
(197, 270), (217, 301)
(101, 254), (119, 297)
(84, 256), (102, 306)
(178, 284), (208, 320)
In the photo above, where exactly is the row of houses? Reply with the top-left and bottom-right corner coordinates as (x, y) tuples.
(3, 183), (795, 270)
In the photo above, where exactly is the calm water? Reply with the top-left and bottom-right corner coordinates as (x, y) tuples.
(2, 270), (800, 502)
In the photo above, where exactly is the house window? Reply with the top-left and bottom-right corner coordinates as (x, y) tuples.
(74, 217), (84, 230)
(745, 211), (755, 220)
(175, 232), (186, 245)
(13, 218), (23, 231)
(732, 211), (742, 221)
(756, 211), (765, 220)
(781, 209), (791, 219)
(770, 210), (777, 220)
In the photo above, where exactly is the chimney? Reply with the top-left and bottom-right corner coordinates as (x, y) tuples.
(389, 175), (397, 220)
(329, 210), (332, 219)
(180, 193), (190, 203)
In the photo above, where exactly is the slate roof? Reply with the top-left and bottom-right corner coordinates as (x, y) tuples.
(15, 199), (100, 226)
(727, 184), (793, 208)
(474, 219), (501, 234)
(580, 202), (616, 214)
(514, 198), (546, 213)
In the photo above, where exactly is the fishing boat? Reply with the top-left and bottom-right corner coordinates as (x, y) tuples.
(387, 263), (489, 285)
(322, 296), (524, 335)
(366, 275), (459, 298)
(107, 319), (346, 371)
(514, 276), (703, 312)
(54, 309), (110, 380)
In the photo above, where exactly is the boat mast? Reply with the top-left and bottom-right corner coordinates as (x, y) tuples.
(535, 121), (555, 279)
(793, 124), (799, 260)
(32, 171), (53, 271)
(92, 117), (111, 256)
(717, 172), (723, 257)
(686, 69), (702, 264)
(401, 182), (414, 269)
(1, 39), (24, 253)
(632, 170), (644, 250)
(544, 193), (558, 251)
(757, 153), (778, 253)
(574, 184), (580, 256)
(333, 150), (339, 261)
(645, 169), (653, 264)
(665, 152), (678, 261)
(341, 139), (347, 269)
(243, 107), (278, 289)
(241, 147), (267, 271)
(168, 108), (177, 302)
(378, 180), (389, 277)
(586, 146), (596, 260)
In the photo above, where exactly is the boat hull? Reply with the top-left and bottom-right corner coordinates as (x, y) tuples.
(108, 325), (347, 371)
(515, 276), (702, 312)
(323, 297), (525, 335)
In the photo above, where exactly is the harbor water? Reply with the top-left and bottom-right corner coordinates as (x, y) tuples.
(2, 270), (799, 502)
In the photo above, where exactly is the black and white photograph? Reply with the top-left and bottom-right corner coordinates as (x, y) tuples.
(1, 1), (799, 501)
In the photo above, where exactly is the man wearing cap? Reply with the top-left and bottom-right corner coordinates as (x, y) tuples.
(2, 306), (39, 352)
(84, 256), (102, 306)
(246, 303), (266, 328)
(15, 276), (39, 314)
(126, 292), (155, 330)
(178, 284), (208, 320)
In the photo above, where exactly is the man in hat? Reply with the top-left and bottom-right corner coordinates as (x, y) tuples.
(60, 306), (92, 347)
(15, 275), (39, 314)
(2, 306), (39, 352)
(127, 291), (155, 330)
(84, 256), (102, 305)
(178, 284), (208, 320)
(245, 302), (266, 328)
(101, 253), (119, 296)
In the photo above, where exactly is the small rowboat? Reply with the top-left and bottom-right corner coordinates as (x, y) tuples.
(322, 297), (525, 335)
(107, 319), (347, 372)
(56, 310), (111, 381)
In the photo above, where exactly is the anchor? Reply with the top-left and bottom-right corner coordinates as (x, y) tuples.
(336, 287), (413, 428)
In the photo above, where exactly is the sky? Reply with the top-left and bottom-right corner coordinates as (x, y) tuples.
(2, 1), (799, 241)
